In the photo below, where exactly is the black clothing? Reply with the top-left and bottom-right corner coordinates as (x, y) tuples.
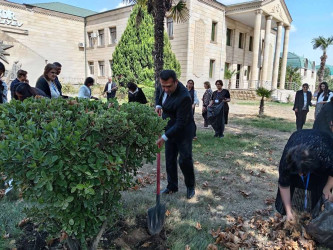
(54, 76), (62, 96)
(313, 102), (333, 138)
(209, 89), (230, 137)
(34, 87), (47, 97)
(275, 129), (333, 215)
(202, 89), (213, 127)
(104, 82), (117, 99)
(188, 88), (196, 138)
(156, 82), (195, 191)
(211, 89), (230, 124)
(10, 78), (21, 100)
(293, 90), (312, 130)
(128, 88), (147, 104)
(35, 76), (61, 98)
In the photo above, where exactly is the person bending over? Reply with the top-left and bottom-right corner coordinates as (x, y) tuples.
(275, 129), (333, 221)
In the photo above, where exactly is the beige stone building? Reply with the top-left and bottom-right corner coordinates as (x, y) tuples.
(0, 0), (293, 98)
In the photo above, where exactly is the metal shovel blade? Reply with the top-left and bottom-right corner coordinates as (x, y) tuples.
(147, 197), (166, 235)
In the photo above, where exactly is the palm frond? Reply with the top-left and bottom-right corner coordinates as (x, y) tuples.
(168, 0), (189, 23)
(312, 36), (333, 51)
(256, 87), (273, 98)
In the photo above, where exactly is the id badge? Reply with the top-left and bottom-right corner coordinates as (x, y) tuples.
(215, 99), (219, 104)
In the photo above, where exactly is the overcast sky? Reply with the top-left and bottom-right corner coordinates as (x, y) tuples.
(9, 0), (333, 65)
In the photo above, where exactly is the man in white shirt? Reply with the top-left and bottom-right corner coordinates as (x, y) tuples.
(103, 76), (118, 100)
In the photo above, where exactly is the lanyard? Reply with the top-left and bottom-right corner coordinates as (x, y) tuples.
(300, 173), (310, 209)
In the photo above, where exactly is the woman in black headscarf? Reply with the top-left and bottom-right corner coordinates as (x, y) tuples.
(313, 97), (333, 137)
(275, 129), (333, 221)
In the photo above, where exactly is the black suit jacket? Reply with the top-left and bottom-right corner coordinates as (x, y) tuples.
(156, 82), (194, 141)
(36, 76), (61, 98)
(293, 90), (312, 112)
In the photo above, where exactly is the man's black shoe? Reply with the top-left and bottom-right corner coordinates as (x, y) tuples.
(187, 187), (195, 199)
(161, 188), (177, 195)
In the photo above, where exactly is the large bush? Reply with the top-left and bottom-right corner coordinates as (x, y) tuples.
(111, 5), (181, 85)
(0, 98), (166, 249)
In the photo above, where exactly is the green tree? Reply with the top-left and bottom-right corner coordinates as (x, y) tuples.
(256, 87), (273, 116)
(312, 36), (333, 83)
(317, 67), (331, 82)
(224, 68), (238, 90)
(112, 5), (180, 86)
(285, 66), (302, 90)
(123, 0), (188, 88)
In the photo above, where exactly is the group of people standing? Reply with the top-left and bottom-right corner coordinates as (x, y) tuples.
(186, 79), (231, 139)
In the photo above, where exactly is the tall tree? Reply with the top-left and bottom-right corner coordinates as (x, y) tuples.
(123, 0), (189, 88)
(312, 36), (333, 83)
(111, 5), (181, 85)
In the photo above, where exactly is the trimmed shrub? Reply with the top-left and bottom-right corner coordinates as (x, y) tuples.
(0, 98), (166, 249)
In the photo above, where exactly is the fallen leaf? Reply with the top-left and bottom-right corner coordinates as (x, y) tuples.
(206, 244), (218, 250)
(202, 181), (209, 188)
(141, 242), (152, 248)
(265, 197), (275, 205)
(239, 190), (251, 198)
(165, 210), (171, 217)
(195, 222), (202, 230)
(210, 227), (221, 238)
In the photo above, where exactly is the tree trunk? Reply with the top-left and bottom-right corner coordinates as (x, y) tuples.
(90, 219), (108, 250)
(66, 237), (80, 250)
(318, 51), (327, 83)
(153, 0), (166, 90)
(259, 97), (264, 116)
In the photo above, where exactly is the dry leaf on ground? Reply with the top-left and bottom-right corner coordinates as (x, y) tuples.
(239, 190), (252, 198)
(195, 222), (202, 230)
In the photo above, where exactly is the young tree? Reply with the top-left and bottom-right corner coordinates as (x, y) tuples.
(112, 5), (181, 85)
(256, 87), (273, 116)
(224, 68), (238, 90)
(312, 36), (333, 83)
(123, 0), (188, 88)
(285, 66), (302, 90)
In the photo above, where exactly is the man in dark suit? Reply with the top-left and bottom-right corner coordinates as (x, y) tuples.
(155, 70), (196, 199)
(53, 62), (63, 96)
(293, 83), (312, 130)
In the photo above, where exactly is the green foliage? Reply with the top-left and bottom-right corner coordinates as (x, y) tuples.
(285, 66), (302, 90)
(256, 87), (273, 98)
(0, 98), (166, 248)
(224, 69), (238, 80)
(317, 67), (331, 82)
(112, 5), (181, 85)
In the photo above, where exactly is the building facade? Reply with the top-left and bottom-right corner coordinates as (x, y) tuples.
(0, 0), (293, 96)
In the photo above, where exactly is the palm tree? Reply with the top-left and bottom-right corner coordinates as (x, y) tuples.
(123, 0), (189, 88)
(224, 68), (238, 90)
(256, 87), (273, 116)
(312, 36), (333, 83)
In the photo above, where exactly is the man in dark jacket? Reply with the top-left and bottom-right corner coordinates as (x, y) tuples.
(10, 69), (28, 100)
(155, 70), (196, 199)
(53, 62), (63, 96)
(293, 83), (312, 130)
(103, 77), (118, 100)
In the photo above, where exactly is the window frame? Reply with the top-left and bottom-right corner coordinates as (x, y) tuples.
(98, 61), (105, 77)
(109, 27), (117, 45)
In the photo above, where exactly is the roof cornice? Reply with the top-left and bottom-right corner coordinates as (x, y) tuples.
(197, 0), (226, 11)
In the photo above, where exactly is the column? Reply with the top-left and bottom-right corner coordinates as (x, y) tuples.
(261, 15), (272, 86)
(272, 22), (283, 89)
(279, 26), (290, 90)
(250, 10), (262, 89)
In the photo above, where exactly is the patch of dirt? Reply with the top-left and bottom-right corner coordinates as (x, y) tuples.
(101, 215), (168, 250)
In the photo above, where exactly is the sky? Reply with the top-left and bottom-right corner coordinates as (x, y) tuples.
(9, 0), (333, 65)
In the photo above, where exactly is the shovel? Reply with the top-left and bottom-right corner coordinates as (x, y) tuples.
(147, 145), (166, 235)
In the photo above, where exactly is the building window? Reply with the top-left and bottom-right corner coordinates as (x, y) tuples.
(209, 59), (215, 78)
(98, 61), (105, 76)
(249, 36), (253, 51)
(87, 32), (94, 48)
(98, 29), (105, 46)
(304, 68), (307, 77)
(109, 27), (117, 44)
(88, 61), (94, 75)
(211, 21), (217, 42)
(167, 17), (173, 38)
(311, 71), (314, 78)
(226, 28), (232, 46)
(238, 32), (244, 49)
(247, 66), (251, 80)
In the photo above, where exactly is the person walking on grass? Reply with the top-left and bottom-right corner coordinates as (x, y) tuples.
(186, 79), (199, 140)
(293, 83), (312, 130)
(155, 70), (196, 199)
(202, 81), (212, 128)
(208, 80), (230, 138)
